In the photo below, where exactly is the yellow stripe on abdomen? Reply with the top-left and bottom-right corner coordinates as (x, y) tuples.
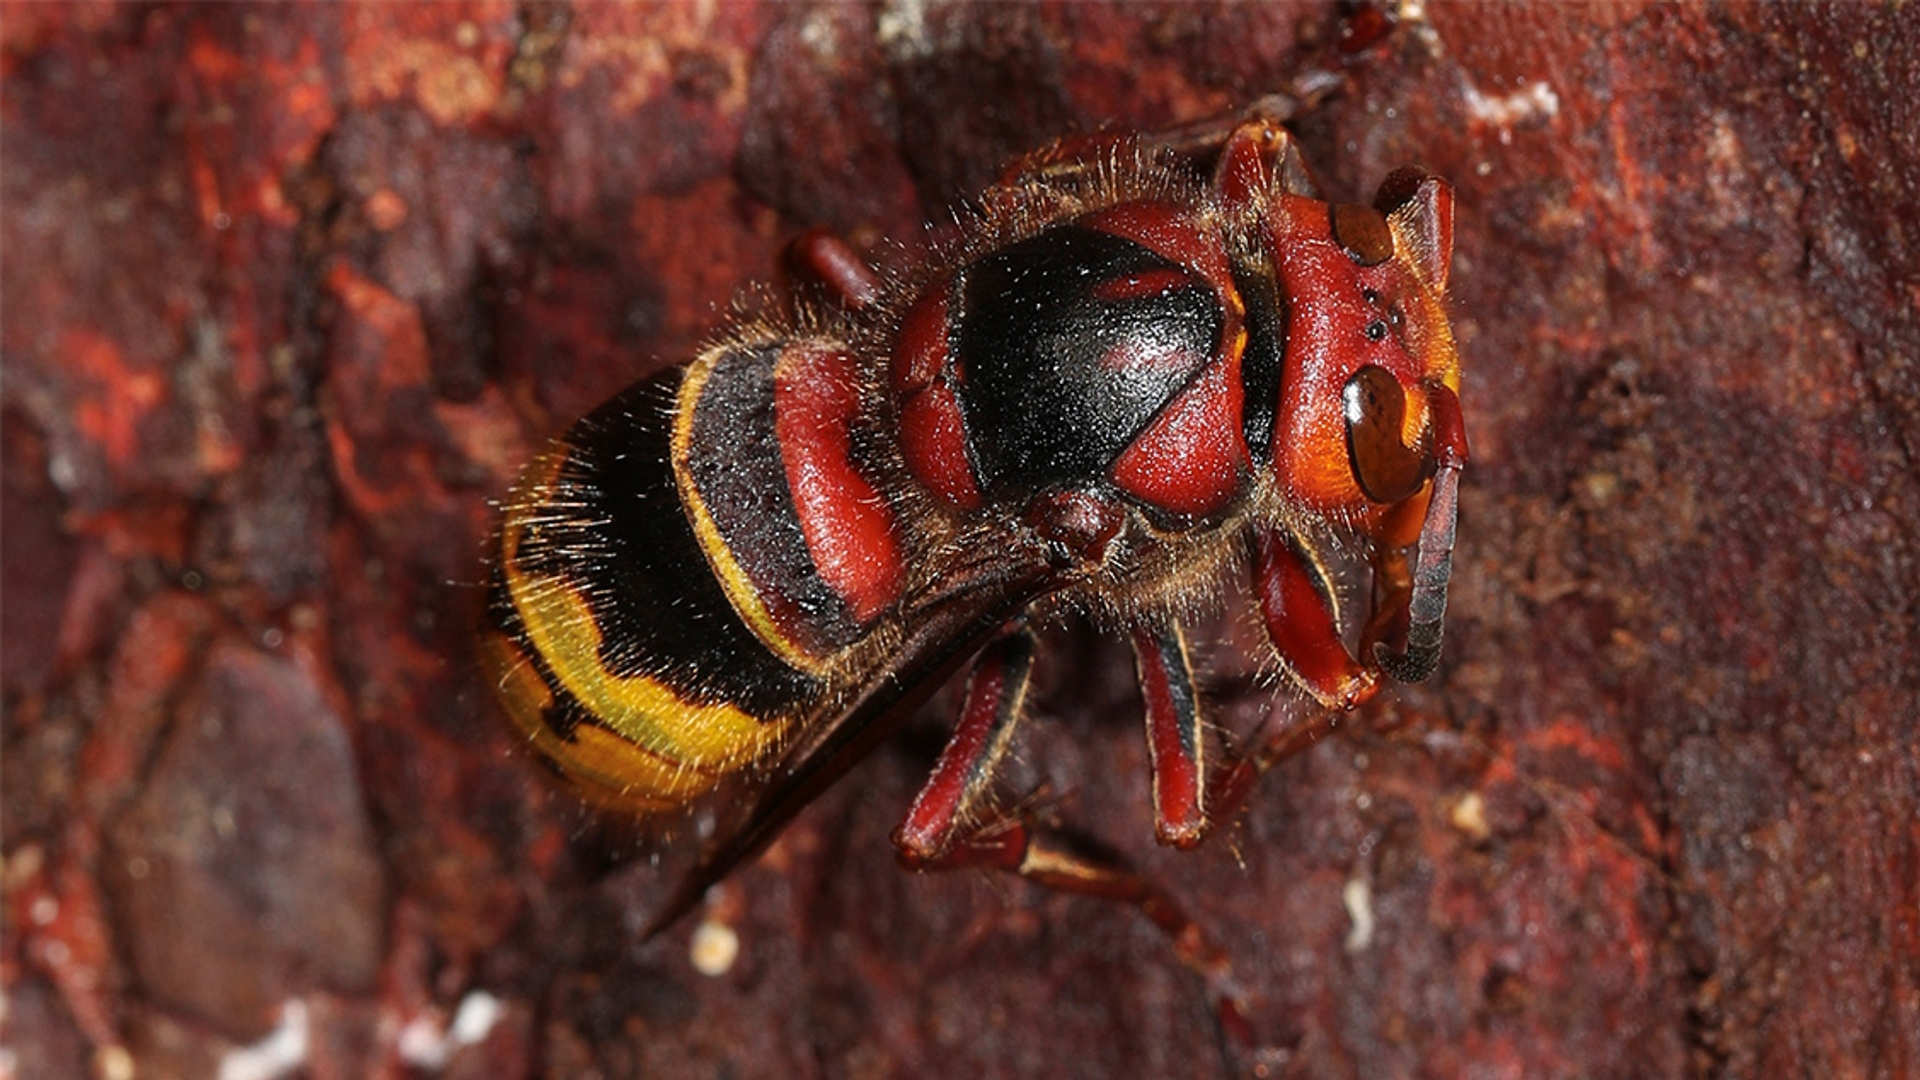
(504, 563), (789, 778)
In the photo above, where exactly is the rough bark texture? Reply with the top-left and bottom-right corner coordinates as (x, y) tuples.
(4, 4), (1916, 1079)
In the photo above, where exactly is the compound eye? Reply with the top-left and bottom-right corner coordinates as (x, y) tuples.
(1343, 365), (1435, 503)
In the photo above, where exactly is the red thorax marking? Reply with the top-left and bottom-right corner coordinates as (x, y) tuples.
(774, 344), (905, 624)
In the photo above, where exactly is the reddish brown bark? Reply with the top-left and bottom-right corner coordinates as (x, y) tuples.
(4, 4), (1915, 1078)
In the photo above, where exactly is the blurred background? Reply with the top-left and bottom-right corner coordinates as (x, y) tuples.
(4, 4), (1915, 1078)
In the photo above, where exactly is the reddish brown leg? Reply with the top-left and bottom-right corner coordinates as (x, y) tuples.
(1199, 705), (1345, 851)
(1226, 518), (1387, 830)
(782, 227), (883, 311)
(1132, 624), (1209, 848)
(893, 627), (1036, 864)
(903, 809), (1255, 1050)
(1252, 522), (1380, 710)
(893, 626), (1254, 1048)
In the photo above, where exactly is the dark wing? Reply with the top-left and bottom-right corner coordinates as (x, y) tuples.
(637, 534), (1063, 937)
